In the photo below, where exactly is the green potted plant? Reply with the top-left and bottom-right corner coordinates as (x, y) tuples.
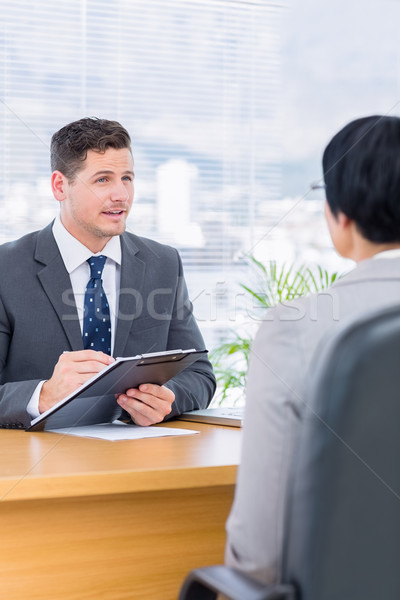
(210, 256), (340, 405)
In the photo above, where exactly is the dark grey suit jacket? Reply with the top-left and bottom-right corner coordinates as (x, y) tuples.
(0, 223), (216, 428)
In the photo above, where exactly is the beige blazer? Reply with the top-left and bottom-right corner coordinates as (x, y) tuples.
(225, 256), (400, 584)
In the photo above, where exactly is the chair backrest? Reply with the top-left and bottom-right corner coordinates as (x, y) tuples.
(282, 304), (400, 600)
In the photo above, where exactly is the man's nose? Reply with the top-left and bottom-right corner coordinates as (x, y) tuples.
(110, 181), (131, 202)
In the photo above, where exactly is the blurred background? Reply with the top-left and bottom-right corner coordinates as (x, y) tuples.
(1, 0), (399, 394)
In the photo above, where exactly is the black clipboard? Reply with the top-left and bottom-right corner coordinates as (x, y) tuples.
(27, 348), (207, 432)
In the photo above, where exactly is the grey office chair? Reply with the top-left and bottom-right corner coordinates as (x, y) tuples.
(179, 304), (400, 600)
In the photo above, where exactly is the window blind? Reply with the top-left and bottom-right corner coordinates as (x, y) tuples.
(0, 0), (284, 348)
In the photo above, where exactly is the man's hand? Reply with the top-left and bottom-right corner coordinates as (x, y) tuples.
(39, 350), (115, 414)
(116, 384), (175, 426)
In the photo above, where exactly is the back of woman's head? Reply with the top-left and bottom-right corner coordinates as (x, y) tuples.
(323, 115), (400, 243)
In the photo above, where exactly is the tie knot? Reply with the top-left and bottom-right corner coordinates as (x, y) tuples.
(87, 255), (107, 280)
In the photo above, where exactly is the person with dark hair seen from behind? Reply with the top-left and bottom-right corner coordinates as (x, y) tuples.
(0, 117), (216, 429)
(225, 115), (400, 584)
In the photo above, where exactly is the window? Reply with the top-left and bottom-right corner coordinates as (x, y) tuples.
(0, 0), (284, 350)
(3, 0), (399, 358)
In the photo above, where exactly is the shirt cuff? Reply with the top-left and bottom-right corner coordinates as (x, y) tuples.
(26, 381), (46, 419)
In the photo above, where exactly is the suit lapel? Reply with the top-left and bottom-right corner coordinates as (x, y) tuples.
(113, 234), (146, 357)
(35, 224), (83, 350)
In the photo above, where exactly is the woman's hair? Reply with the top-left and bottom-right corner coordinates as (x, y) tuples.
(323, 115), (400, 243)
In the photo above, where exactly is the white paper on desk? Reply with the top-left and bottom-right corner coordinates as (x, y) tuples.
(48, 421), (199, 441)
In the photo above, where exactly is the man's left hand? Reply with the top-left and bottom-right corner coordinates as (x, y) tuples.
(116, 384), (175, 426)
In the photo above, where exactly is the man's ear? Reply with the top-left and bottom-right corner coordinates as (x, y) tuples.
(337, 211), (352, 230)
(51, 171), (67, 201)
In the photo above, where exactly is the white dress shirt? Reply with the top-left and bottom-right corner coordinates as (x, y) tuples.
(27, 216), (122, 419)
(372, 248), (400, 260)
(52, 215), (122, 347)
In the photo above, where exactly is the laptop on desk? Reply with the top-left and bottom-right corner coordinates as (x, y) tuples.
(177, 406), (244, 428)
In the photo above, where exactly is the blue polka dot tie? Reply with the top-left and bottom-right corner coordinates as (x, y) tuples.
(82, 255), (111, 354)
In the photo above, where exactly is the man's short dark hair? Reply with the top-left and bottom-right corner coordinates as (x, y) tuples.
(50, 117), (132, 180)
(323, 115), (400, 243)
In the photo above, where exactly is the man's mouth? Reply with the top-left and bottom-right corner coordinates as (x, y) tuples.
(102, 209), (125, 215)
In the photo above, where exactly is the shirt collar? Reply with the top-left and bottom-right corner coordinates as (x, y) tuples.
(372, 248), (400, 260)
(52, 215), (122, 273)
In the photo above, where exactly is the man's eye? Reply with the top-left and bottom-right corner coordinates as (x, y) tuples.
(97, 177), (107, 183)
(123, 175), (133, 181)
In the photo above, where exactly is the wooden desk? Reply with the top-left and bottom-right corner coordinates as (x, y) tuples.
(0, 421), (241, 600)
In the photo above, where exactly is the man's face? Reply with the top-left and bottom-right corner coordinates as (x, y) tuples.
(53, 147), (134, 252)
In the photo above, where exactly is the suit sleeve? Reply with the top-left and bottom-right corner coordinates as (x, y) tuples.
(224, 303), (305, 584)
(163, 252), (216, 417)
(0, 294), (42, 428)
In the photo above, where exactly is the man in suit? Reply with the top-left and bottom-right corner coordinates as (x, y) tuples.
(225, 115), (400, 583)
(0, 117), (215, 429)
